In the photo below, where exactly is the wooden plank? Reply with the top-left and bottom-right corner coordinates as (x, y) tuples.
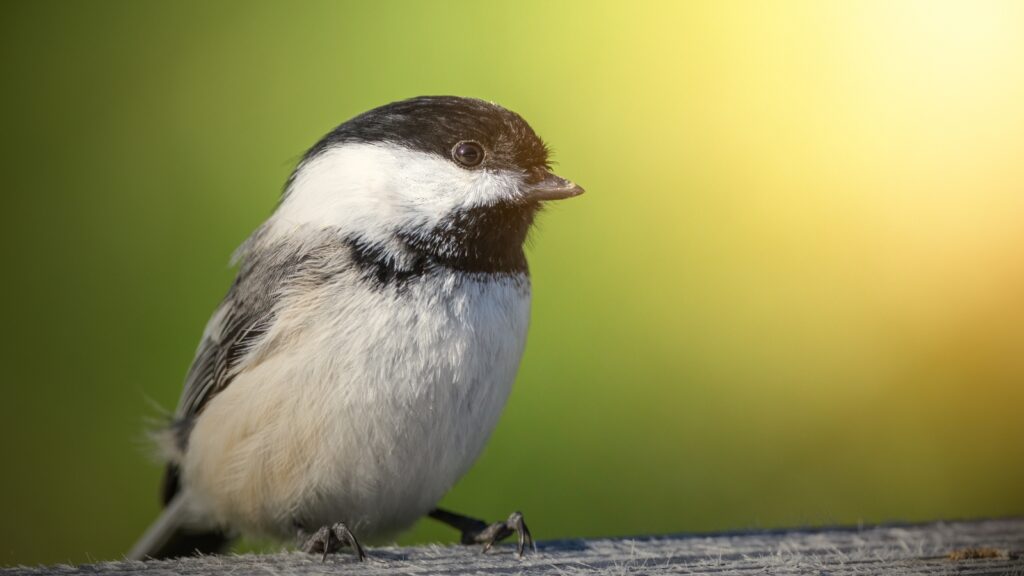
(6, 518), (1023, 575)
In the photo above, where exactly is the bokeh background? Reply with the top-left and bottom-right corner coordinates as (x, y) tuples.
(3, 0), (1023, 566)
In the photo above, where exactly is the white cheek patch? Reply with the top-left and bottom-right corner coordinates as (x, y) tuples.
(461, 170), (521, 210)
(268, 143), (522, 244)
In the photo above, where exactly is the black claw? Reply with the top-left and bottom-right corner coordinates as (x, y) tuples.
(338, 525), (367, 562)
(475, 512), (531, 556)
(507, 511), (534, 557)
(299, 522), (366, 562)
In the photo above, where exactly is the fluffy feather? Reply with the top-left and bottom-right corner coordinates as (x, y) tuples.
(131, 96), (577, 560)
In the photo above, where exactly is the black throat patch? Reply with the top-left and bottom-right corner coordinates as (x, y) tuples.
(347, 200), (539, 287)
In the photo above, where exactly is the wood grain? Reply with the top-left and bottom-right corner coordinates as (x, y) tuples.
(7, 518), (1022, 575)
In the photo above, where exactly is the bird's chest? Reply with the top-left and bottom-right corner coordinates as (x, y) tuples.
(186, 271), (531, 539)
(315, 271), (532, 412)
(298, 272), (532, 533)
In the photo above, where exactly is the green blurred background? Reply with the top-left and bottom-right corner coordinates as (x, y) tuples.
(3, 0), (1023, 566)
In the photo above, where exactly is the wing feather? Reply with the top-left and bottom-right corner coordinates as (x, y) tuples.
(160, 229), (350, 504)
(172, 229), (342, 433)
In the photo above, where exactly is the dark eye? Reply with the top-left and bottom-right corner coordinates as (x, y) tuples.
(452, 141), (485, 167)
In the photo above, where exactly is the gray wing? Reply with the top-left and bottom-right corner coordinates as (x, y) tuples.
(161, 231), (346, 504)
(175, 250), (286, 423)
(174, 230), (350, 428)
(161, 261), (280, 505)
(174, 227), (416, 420)
(174, 286), (275, 422)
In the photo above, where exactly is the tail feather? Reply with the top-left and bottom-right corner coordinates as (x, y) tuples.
(127, 493), (232, 560)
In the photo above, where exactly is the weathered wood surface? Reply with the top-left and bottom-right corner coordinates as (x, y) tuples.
(6, 518), (1023, 576)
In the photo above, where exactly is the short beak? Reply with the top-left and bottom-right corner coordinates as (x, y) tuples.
(523, 170), (585, 202)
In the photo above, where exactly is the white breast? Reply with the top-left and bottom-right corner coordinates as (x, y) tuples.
(181, 270), (531, 541)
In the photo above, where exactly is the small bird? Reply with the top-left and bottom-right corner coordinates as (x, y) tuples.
(129, 96), (583, 561)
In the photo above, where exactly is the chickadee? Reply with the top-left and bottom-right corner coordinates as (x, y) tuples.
(129, 96), (583, 561)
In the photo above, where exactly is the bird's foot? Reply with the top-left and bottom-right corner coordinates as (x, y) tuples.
(429, 508), (535, 557)
(472, 511), (534, 556)
(300, 522), (367, 562)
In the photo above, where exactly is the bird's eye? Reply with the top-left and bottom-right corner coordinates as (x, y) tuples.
(452, 141), (485, 167)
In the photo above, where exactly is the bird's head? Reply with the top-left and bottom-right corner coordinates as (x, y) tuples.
(268, 96), (583, 274)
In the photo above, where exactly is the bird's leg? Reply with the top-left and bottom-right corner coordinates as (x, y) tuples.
(428, 508), (535, 556)
(298, 522), (367, 562)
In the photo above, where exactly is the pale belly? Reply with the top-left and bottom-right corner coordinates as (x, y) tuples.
(182, 273), (531, 541)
